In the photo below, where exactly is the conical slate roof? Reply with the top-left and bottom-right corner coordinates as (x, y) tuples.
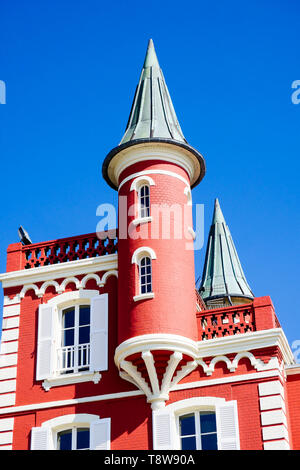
(120, 39), (186, 144)
(199, 199), (254, 303)
(102, 39), (206, 190)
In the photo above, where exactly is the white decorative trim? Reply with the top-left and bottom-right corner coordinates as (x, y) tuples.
(0, 393), (15, 407)
(0, 418), (14, 432)
(20, 284), (39, 299)
(37, 280), (60, 297)
(130, 175), (155, 191)
(263, 439), (290, 450)
(0, 389), (144, 416)
(262, 424), (289, 441)
(111, 143), (200, 189)
(0, 370), (282, 417)
(197, 328), (295, 366)
(0, 380), (16, 393)
(101, 270), (118, 285)
(2, 317), (19, 329)
(46, 289), (99, 307)
(172, 369), (282, 392)
(0, 432), (13, 445)
(42, 371), (101, 391)
(58, 276), (81, 293)
(119, 169), (190, 192)
(115, 334), (199, 366)
(131, 246), (157, 265)
(0, 354), (18, 368)
(41, 413), (100, 430)
(131, 216), (153, 227)
(2, 304), (20, 316)
(0, 253), (118, 288)
(133, 292), (154, 302)
(81, 273), (102, 288)
(0, 367), (17, 380)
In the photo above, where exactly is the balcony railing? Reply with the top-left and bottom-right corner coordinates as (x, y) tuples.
(197, 304), (255, 340)
(57, 343), (90, 374)
(22, 230), (117, 269)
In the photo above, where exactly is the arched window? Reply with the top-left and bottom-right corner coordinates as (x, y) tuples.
(139, 256), (152, 294)
(138, 184), (150, 219)
(59, 304), (91, 374)
(36, 290), (108, 389)
(131, 247), (156, 302)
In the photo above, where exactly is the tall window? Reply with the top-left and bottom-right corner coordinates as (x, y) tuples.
(138, 184), (150, 219)
(57, 427), (90, 450)
(179, 411), (218, 450)
(58, 305), (91, 374)
(139, 256), (152, 294)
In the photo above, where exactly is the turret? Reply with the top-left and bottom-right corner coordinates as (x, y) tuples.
(102, 40), (206, 409)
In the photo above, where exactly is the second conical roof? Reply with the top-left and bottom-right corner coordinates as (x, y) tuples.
(199, 199), (254, 302)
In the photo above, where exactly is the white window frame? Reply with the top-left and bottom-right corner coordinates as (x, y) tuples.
(36, 290), (108, 390)
(178, 410), (218, 450)
(57, 426), (90, 450)
(152, 397), (240, 450)
(138, 256), (152, 296)
(131, 247), (156, 302)
(130, 176), (155, 226)
(58, 303), (91, 375)
(31, 414), (111, 450)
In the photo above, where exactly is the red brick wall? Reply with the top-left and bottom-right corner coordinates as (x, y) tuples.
(286, 373), (300, 450)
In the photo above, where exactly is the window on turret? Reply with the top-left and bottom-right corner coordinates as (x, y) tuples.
(138, 184), (150, 219)
(139, 256), (152, 294)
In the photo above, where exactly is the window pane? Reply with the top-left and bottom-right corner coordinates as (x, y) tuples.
(79, 325), (90, 344)
(181, 436), (197, 450)
(57, 429), (72, 450)
(200, 411), (217, 433)
(63, 308), (75, 328)
(63, 328), (74, 347)
(141, 284), (147, 294)
(201, 433), (218, 450)
(77, 428), (90, 450)
(180, 414), (195, 436)
(79, 306), (90, 326)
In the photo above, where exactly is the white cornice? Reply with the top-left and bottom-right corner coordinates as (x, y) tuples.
(108, 142), (200, 189)
(197, 328), (295, 366)
(0, 254), (118, 288)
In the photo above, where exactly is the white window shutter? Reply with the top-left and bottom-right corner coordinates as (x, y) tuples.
(152, 409), (176, 450)
(36, 304), (55, 381)
(216, 401), (240, 450)
(90, 418), (111, 450)
(90, 294), (108, 372)
(31, 426), (51, 450)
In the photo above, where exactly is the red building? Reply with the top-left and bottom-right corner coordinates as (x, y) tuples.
(0, 39), (299, 451)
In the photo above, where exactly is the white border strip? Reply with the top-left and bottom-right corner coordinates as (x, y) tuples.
(0, 369), (280, 416)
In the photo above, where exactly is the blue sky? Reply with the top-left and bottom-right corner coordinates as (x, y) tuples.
(0, 0), (299, 349)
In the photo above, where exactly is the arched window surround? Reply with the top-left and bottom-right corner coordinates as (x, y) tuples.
(36, 290), (108, 390)
(130, 175), (155, 226)
(131, 247), (156, 302)
(152, 397), (240, 450)
(31, 413), (110, 450)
